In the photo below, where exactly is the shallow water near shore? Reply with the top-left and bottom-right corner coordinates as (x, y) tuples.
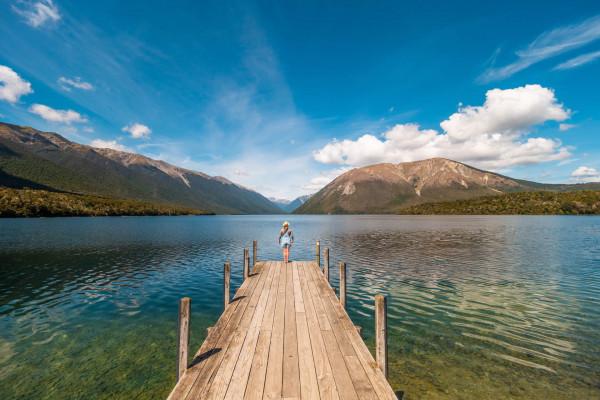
(1, 215), (599, 399)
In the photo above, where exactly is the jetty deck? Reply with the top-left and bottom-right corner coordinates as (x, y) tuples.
(168, 258), (397, 399)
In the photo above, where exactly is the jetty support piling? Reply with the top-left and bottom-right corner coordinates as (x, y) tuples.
(177, 297), (191, 381)
(375, 294), (388, 377)
(168, 260), (398, 399)
(339, 261), (347, 308)
(324, 247), (330, 281)
(252, 240), (257, 269)
(244, 248), (249, 280)
(316, 240), (321, 267)
(223, 261), (230, 308)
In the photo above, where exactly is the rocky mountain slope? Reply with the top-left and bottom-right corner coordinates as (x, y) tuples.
(295, 158), (600, 214)
(0, 122), (280, 214)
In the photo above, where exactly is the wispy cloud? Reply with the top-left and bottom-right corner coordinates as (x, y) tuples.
(29, 103), (87, 124)
(559, 123), (576, 131)
(554, 50), (600, 70)
(479, 15), (600, 82)
(0, 65), (33, 103)
(58, 76), (94, 91)
(12, 0), (60, 28)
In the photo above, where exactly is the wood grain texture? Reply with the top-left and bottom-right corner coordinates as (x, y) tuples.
(177, 297), (191, 381)
(167, 261), (395, 400)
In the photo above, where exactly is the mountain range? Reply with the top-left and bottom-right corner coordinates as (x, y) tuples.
(2, 122), (598, 216)
(0, 122), (280, 214)
(269, 194), (312, 213)
(295, 158), (600, 214)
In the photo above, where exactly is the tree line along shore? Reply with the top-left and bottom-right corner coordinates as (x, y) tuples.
(1, 187), (599, 217)
(0, 188), (211, 217)
(400, 190), (600, 215)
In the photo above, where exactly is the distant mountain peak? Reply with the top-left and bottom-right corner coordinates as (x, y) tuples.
(0, 121), (281, 214)
(296, 158), (528, 214)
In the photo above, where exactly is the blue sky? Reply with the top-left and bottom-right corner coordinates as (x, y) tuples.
(1, 0), (600, 199)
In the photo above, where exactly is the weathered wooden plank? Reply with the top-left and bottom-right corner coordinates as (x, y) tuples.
(307, 262), (355, 357)
(375, 295), (388, 378)
(297, 262), (339, 400)
(282, 263), (301, 399)
(244, 330), (271, 400)
(304, 263), (332, 332)
(168, 260), (396, 400)
(304, 263), (359, 400)
(177, 297), (191, 381)
(201, 261), (274, 400)
(244, 264), (282, 400)
(168, 263), (265, 400)
(308, 262), (397, 399)
(316, 241), (321, 267)
(224, 262), (231, 309)
(184, 261), (271, 399)
(263, 261), (287, 399)
(324, 248), (330, 282)
(222, 262), (278, 400)
(321, 330), (359, 400)
(244, 248), (250, 280)
(339, 262), (346, 309)
(293, 265), (319, 400)
(253, 240), (258, 269)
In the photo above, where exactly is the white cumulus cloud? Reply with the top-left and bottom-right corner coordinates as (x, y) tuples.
(314, 84), (571, 170)
(90, 139), (129, 152)
(0, 65), (33, 103)
(480, 15), (600, 82)
(12, 0), (61, 28)
(29, 104), (87, 124)
(122, 123), (151, 139)
(571, 166), (600, 182)
(58, 76), (94, 91)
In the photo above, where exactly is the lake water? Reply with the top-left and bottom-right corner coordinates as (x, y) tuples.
(0, 215), (599, 399)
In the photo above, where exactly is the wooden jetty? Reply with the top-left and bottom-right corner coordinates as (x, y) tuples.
(168, 243), (397, 399)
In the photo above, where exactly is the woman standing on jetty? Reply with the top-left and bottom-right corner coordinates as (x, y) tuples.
(278, 221), (294, 263)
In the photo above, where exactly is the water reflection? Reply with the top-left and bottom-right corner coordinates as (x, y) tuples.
(0, 215), (599, 399)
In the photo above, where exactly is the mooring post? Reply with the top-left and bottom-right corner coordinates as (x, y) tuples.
(316, 240), (321, 267)
(339, 262), (347, 308)
(224, 261), (230, 308)
(375, 294), (388, 378)
(324, 247), (330, 281)
(252, 240), (257, 269)
(244, 248), (249, 280)
(177, 297), (191, 381)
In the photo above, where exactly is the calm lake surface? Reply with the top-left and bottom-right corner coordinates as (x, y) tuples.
(0, 215), (599, 399)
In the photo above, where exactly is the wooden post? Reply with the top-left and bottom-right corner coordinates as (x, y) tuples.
(177, 297), (191, 381)
(316, 240), (321, 267)
(339, 262), (347, 308)
(252, 240), (257, 269)
(224, 261), (230, 308)
(324, 248), (330, 281)
(244, 248), (249, 280)
(375, 294), (388, 378)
